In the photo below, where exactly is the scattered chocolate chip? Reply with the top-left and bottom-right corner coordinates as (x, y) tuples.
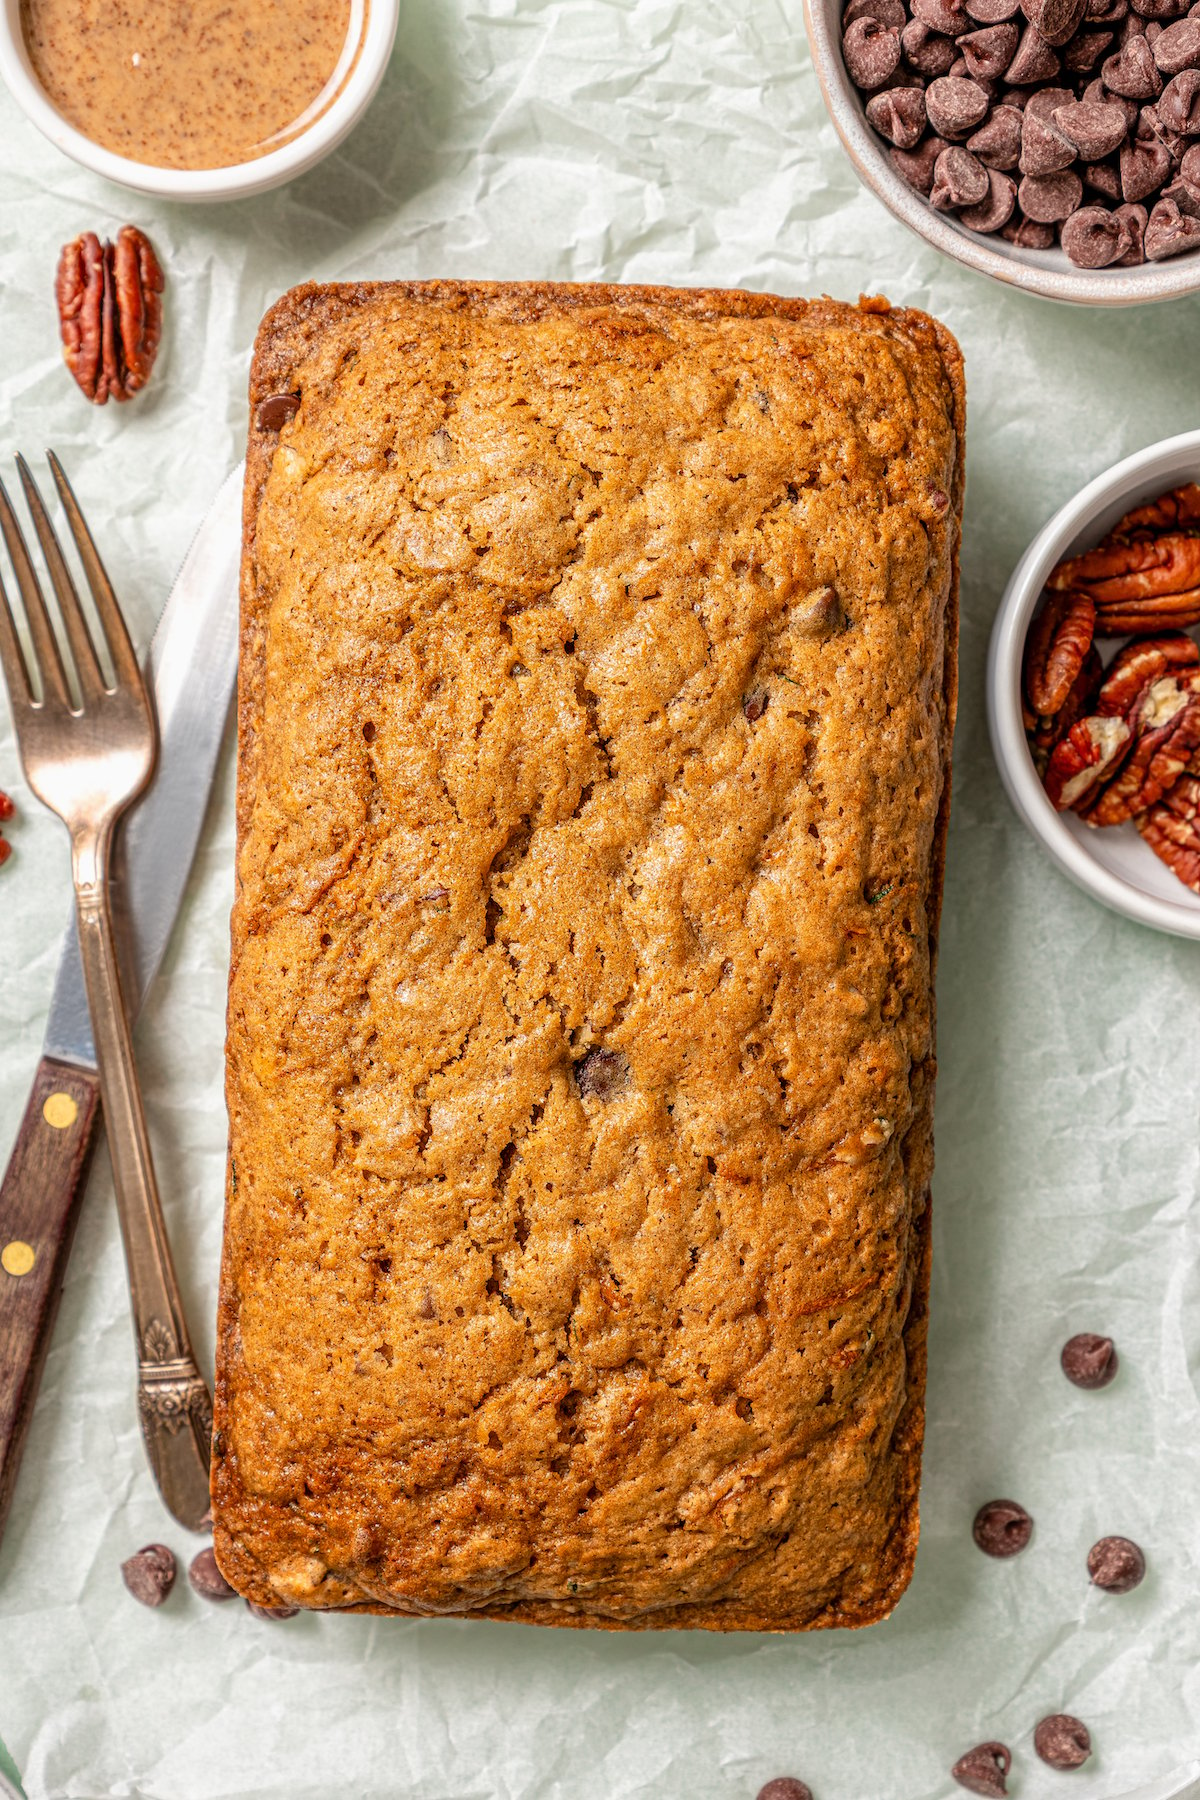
(927, 72), (995, 130)
(121, 1543), (177, 1608)
(1062, 198), (1127, 253)
(256, 392), (300, 432)
(1088, 1534), (1147, 1591)
(973, 1498), (1034, 1556)
(845, 14), (904, 84)
(867, 84), (930, 143)
(247, 1600), (300, 1620)
(933, 142), (993, 202)
(969, 102), (1026, 161)
(961, 164), (1021, 222)
(951, 1742), (1012, 1797)
(189, 1547), (237, 1602)
(574, 1045), (630, 1100)
(1034, 1715), (1092, 1770)
(756, 1782), (814, 1800)
(1061, 1332), (1119, 1387)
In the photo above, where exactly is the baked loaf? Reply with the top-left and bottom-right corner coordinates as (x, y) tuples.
(214, 281), (964, 1630)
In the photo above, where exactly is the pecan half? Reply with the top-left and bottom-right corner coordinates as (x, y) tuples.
(1095, 590), (1200, 634)
(1094, 632), (1200, 716)
(1138, 770), (1200, 892)
(1086, 671), (1200, 824)
(1029, 644), (1103, 773)
(1112, 481), (1200, 537)
(1048, 532), (1200, 604)
(1023, 588), (1096, 717)
(56, 225), (163, 404)
(1043, 712), (1132, 810)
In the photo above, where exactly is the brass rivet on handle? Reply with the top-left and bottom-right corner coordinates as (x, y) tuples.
(43, 1091), (78, 1130)
(1, 1240), (36, 1277)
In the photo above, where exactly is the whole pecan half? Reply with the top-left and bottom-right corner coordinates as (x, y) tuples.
(1095, 590), (1200, 635)
(1043, 712), (1132, 810)
(1029, 645), (1103, 773)
(56, 225), (163, 404)
(1023, 588), (1096, 717)
(1138, 769), (1200, 892)
(1049, 532), (1200, 605)
(1094, 632), (1200, 716)
(1086, 670), (1200, 825)
(1110, 481), (1200, 538)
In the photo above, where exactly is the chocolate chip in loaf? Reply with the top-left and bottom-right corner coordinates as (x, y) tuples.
(951, 1742), (1012, 1796)
(743, 689), (771, 722)
(1061, 1331), (1119, 1387)
(574, 1046), (629, 1100)
(756, 1782), (814, 1800)
(973, 1498), (1034, 1556)
(189, 1547), (237, 1602)
(256, 392), (301, 431)
(1034, 1715), (1092, 1769)
(1088, 1534), (1146, 1590)
(121, 1543), (176, 1607)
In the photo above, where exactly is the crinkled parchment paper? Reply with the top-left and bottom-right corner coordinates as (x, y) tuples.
(1, 2), (1198, 1795)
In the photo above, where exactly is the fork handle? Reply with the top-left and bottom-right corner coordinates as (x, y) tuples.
(73, 828), (212, 1532)
(0, 1056), (101, 1544)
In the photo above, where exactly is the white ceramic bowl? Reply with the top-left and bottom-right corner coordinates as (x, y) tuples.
(988, 429), (1200, 939)
(0, 0), (399, 200)
(803, 0), (1200, 306)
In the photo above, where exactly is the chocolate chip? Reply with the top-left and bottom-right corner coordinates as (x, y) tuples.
(1034, 1715), (1092, 1770)
(845, 0), (909, 24)
(1146, 189), (1200, 243)
(912, 0), (970, 28)
(1003, 208), (1059, 238)
(1088, 0), (1129, 22)
(973, 1497), (1034, 1556)
(961, 164), (1021, 220)
(246, 1600), (300, 1620)
(1062, 197), (1127, 251)
(574, 1046), (629, 1100)
(743, 689), (771, 722)
(845, 15), (904, 83)
(1133, 0), (1193, 16)
(1061, 1332), (1120, 1386)
(966, 0), (1023, 18)
(1088, 1534), (1147, 1591)
(867, 84), (930, 142)
(1114, 195), (1151, 252)
(1159, 64), (1200, 122)
(932, 143), (993, 201)
(1021, 106), (1078, 169)
(1083, 154), (1125, 194)
(969, 102), (1026, 161)
(188, 1546), (237, 1602)
(1121, 120), (1176, 192)
(1168, 167), (1200, 206)
(121, 1543), (177, 1608)
(1153, 13), (1200, 62)
(1184, 140), (1200, 179)
(1019, 164), (1085, 209)
(927, 72), (994, 130)
(1054, 95), (1132, 149)
(960, 21), (1022, 74)
(1025, 80), (1076, 112)
(255, 392), (300, 432)
(756, 1782), (814, 1800)
(1103, 31), (1165, 89)
(892, 133), (952, 187)
(1007, 22), (1063, 78)
(951, 1742), (1012, 1797)
(902, 17), (960, 70)
(1023, 0), (1090, 40)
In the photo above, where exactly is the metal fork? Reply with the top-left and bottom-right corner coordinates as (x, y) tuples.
(0, 455), (211, 1530)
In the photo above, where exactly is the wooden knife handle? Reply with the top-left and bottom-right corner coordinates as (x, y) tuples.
(0, 1056), (101, 1545)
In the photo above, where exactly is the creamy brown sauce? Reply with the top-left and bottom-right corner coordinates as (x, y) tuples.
(21, 0), (362, 170)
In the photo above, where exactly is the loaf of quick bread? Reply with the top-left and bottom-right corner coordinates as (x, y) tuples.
(213, 281), (964, 1630)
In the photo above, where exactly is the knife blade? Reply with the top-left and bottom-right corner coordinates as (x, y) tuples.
(0, 463), (243, 1543)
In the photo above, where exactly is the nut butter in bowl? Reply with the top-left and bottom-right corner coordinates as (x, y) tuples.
(0, 0), (399, 199)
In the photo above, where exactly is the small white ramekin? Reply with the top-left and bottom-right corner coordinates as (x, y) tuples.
(987, 429), (1200, 940)
(0, 0), (399, 201)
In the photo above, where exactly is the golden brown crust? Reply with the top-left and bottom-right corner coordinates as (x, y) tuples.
(215, 280), (964, 1631)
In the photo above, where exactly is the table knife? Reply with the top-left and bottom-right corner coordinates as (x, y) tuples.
(0, 463), (243, 1543)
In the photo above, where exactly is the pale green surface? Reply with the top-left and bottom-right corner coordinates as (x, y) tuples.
(0, 2), (1198, 1796)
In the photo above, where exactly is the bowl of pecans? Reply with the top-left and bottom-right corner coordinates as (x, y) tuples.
(989, 431), (1200, 936)
(803, 0), (1200, 303)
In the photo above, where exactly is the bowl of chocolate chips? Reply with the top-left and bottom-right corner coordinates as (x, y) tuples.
(804, 0), (1200, 300)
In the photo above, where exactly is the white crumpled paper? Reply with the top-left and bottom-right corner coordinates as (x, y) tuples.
(1, 1), (1199, 1795)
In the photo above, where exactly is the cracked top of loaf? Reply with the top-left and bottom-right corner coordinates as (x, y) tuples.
(213, 281), (964, 1630)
